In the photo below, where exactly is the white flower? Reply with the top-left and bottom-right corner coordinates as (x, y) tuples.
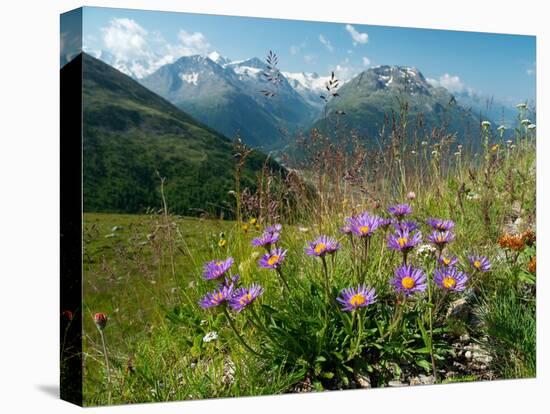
(421, 141), (428, 146)
(203, 331), (218, 343)
(506, 140), (513, 145)
(298, 226), (309, 232)
(497, 125), (506, 131)
(516, 103), (528, 109)
(466, 192), (481, 200)
(417, 244), (436, 256)
(457, 144), (463, 150)
(411, 150), (416, 155)
(431, 150), (439, 156)
(528, 124), (536, 130)
(454, 152), (461, 156)
(481, 121), (491, 127)
(521, 119), (531, 126)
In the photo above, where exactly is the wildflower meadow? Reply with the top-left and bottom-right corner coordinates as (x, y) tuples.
(69, 106), (536, 405)
(60, 9), (536, 406)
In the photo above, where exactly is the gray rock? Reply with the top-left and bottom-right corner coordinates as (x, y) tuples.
(419, 374), (435, 385)
(355, 374), (371, 388)
(447, 297), (469, 318)
(409, 376), (421, 386)
(388, 380), (408, 387)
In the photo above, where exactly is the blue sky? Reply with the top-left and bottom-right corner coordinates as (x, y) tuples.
(75, 6), (536, 104)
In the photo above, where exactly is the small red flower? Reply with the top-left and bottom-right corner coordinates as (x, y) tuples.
(94, 313), (108, 330)
(62, 310), (73, 321)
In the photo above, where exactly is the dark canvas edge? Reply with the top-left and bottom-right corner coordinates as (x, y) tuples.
(60, 7), (84, 407)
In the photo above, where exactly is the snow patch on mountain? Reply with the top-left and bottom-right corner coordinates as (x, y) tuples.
(180, 72), (200, 85)
(282, 71), (334, 108)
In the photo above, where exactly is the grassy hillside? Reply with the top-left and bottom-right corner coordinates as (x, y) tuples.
(77, 126), (535, 405)
(77, 53), (280, 216)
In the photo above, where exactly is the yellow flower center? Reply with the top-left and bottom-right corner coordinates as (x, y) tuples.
(474, 260), (481, 269)
(397, 237), (408, 247)
(314, 242), (327, 254)
(349, 294), (366, 307)
(214, 292), (224, 302)
(267, 255), (280, 266)
(359, 225), (370, 235)
(442, 277), (456, 289)
(436, 235), (445, 243)
(215, 261), (223, 266)
(401, 276), (415, 289)
(443, 258), (451, 265)
(239, 293), (252, 305)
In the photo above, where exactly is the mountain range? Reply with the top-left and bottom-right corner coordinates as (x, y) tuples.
(140, 54), (317, 150)
(75, 53), (280, 216)
(312, 65), (481, 142)
(86, 49), (520, 152)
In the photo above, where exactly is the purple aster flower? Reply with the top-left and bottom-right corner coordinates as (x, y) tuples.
(390, 265), (427, 296)
(426, 218), (455, 232)
(379, 217), (394, 230)
(202, 257), (234, 280)
(336, 285), (377, 312)
(265, 224), (282, 235)
(387, 229), (422, 253)
(427, 231), (455, 249)
(387, 203), (413, 219)
(218, 274), (240, 289)
(434, 267), (468, 292)
(339, 217), (353, 235)
(252, 231), (280, 248)
(393, 220), (419, 232)
(305, 235), (341, 257)
(199, 284), (235, 309)
(258, 247), (287, 269)
(468, 255), (491, 272)
(438, 256), (459, 267)
(229, 284), (264, 312)
(349, 212), (383, 237)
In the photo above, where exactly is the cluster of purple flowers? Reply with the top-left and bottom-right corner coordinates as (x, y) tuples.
(198, 210), (492, 316)
(199, 256), (264, 312)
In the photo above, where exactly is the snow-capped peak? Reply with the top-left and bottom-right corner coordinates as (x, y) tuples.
(207, 51), (230, 66)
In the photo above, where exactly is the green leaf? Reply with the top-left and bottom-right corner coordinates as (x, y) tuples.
(416, 359), (432, 372)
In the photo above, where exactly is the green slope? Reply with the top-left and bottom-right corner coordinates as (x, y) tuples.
(312, 66), (481, 146)
(75, 53), (279, 216)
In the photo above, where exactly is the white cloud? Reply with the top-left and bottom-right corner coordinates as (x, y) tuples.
(362, 56), (371, 66)
(290, 41), (307, 56)
(102, 18), (150, 60)
(97, 18), (212, 78)
(176, 30), (211, 55)
(345, 24), (369, 46)
(333, 57), (360, 81)
(427, 73), (466, 93)
(304, 54), (317, 63)
(319, 34), (334, 52)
